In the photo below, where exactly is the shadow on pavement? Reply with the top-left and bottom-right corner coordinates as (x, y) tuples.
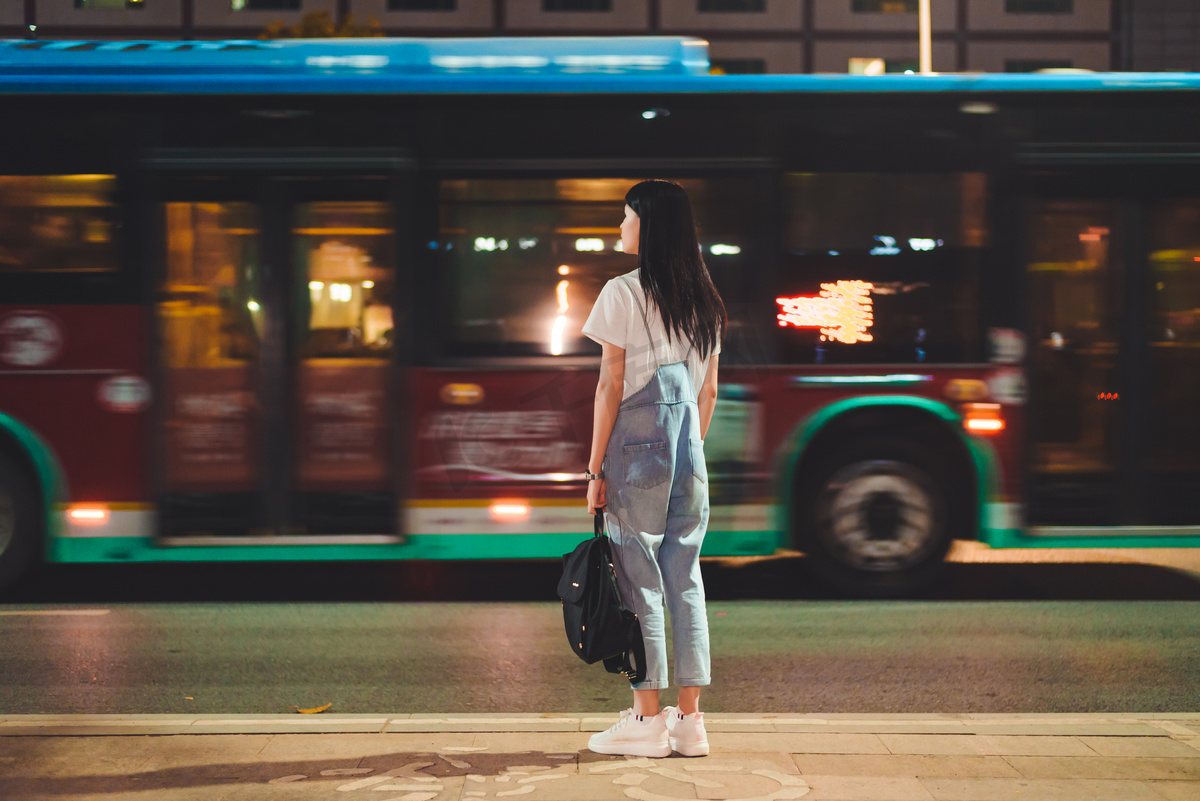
(5, 556), (1200, 603)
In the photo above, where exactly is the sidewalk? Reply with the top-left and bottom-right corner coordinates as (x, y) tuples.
(2, 713), (1199, 800)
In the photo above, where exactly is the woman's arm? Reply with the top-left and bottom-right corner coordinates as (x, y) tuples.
(697, 354), (720, 440)
(587, 340), (625, 514)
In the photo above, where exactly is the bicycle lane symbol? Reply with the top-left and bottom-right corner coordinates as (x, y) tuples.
(588, 756), (810, 801)
(269, 748), (810, 801)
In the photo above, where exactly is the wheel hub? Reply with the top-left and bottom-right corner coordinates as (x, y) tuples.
(824, 464), (935, 570)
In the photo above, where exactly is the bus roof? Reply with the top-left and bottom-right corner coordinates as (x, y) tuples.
(1, 36), (1198, 95)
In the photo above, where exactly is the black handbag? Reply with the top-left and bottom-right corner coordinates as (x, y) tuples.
(557, 510), (646, 684)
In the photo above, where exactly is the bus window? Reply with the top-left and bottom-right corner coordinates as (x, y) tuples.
(0, 175), (118, 274)
(294, 202), (394, 359)
(776, 172), (986, 364)
(292, 202), (394, 490)
(437, 177), (754, 359)
(159, 202), (263, 491)
(1027, 200), (1120, 476)
(1147, 200), (1200, 506)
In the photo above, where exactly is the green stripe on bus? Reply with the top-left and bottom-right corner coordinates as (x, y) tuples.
(775, 394), (1001, 544)
(983, 529), (1200, 550)
(0, 412), (68, 558)
(50, 529), (780, 564)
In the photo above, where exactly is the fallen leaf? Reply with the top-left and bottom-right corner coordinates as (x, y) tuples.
(291, 702), (333, 714)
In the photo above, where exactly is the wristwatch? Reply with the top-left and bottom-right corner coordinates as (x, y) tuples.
(584, 468), (604, 481)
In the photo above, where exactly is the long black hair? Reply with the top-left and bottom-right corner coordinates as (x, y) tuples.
(625, 179), (726, 360)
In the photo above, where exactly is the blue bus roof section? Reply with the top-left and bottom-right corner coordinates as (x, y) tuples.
(0, 36), (710, 76)
(1, 36), (1198, 95)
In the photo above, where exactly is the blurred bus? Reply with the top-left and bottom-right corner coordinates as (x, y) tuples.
(0, 37), (1197, 595)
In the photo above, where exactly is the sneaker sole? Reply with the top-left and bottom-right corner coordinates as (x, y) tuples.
(589, 740), (671, 758)
(669, 736), (710, 757)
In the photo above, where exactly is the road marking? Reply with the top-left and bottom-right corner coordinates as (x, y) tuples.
(0, 609), (111, 616)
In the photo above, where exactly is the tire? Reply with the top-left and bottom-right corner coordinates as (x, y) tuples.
(798, 437), (954, 597)
(0, 452), (40, 591)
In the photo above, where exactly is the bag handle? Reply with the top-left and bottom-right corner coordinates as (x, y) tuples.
(594, 508), (605, 538)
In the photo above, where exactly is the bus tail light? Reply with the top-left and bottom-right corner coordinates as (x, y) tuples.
(67, 505), (110, 525)
(489, 501), (531, 522)
(962, 403), (1005, 434)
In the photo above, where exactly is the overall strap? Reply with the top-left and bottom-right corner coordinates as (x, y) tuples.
(622, 275), (661, 368)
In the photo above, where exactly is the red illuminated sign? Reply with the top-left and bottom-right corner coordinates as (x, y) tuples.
(776, 280), (875, 344)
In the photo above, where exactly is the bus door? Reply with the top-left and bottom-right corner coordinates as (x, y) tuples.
(151, 163), (408, 539)
(1023, 167), (1200, 530)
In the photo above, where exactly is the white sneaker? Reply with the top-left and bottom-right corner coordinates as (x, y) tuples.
(664, 706), (709, 757)
(588, 709), (671, 758)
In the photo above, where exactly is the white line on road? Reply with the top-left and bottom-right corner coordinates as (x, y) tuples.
(0, 609), (111, 616)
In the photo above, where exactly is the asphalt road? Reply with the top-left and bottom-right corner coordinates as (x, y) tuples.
(1, 545), (1198, 717)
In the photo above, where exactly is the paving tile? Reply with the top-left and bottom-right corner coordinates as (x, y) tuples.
(1078, 736), (1200, 758)
(795, 774), (934, 801)
(256, 732), (486, 760)
(387, 716), (579, 733)
(470, 732), (590, 753)
(1003, 755), (1200, 780)
(920, 777), (1171, 801)
(1148, 780), (1200, 801)
(960, 723), (1162, 737)
(683, 752), (801, 773)
(776, 722), (970, 735)
(880, 735), (1094, 757)
(727, 732), (889, 754)
(221, 773), (466, 801)
(791, 754), (1023, 779)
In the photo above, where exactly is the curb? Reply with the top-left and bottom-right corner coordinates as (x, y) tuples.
(2, 713), (1198, 737)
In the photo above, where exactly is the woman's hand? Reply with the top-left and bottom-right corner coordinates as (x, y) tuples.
(587, 477), (607, 515)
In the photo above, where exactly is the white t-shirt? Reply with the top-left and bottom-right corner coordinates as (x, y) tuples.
(582, 270), (720, 401)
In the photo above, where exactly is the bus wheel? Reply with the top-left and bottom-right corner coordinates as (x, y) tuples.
(0, 453), (39, 590)
(801, 439), (952, 597)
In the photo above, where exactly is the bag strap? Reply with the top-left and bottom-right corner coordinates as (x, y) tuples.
(621, 275), (695, 367)
(593, 509), (605, 539)
(621, 275), (662, 369)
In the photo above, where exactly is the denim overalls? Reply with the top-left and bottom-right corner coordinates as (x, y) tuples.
(602, 276), (711, 691)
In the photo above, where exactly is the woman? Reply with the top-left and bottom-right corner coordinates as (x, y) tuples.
(581, 180), (725, 758)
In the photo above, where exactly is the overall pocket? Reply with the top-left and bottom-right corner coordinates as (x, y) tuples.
(690, 438), (708, 483)
(623, 440), (669, 489)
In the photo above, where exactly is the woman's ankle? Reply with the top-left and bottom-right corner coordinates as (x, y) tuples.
(632, 689), (660, 717)
(676, 687), (701, 716)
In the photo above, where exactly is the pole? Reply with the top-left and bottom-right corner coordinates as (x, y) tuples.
(919, 0), (932, 74)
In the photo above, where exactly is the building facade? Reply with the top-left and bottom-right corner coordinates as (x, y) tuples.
(4, 1), (1193, 73)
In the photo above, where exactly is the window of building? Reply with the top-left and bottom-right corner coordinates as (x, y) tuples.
(776, 173), (986, 364)
(437, 177), (753, 358)
(710, 58), (767, 75)
(852, 0), (917, 13)
(74, 0), (145, 8)
(388, 0), (456, 9)
(1005, 59), (1074, 72)
(849, 57), (920, 74)
(542, 0), (612, 11)
(231, 0), (301, 10)
(699, 0), (766, 11)
(0, 176), (119, 274)
(1006, 0), (1073, 13)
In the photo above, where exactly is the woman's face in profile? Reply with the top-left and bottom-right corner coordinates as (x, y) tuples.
(620, 203), (640, 256)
